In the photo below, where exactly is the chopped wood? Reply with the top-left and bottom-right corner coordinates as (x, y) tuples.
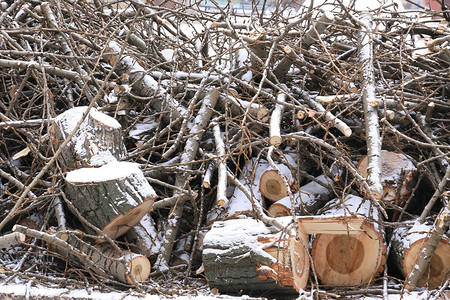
(391, 219), (450, 290)
(65, 161), (156, 240)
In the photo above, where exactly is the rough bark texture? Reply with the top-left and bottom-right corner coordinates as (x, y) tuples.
(202, 218), (297, 296)
(391, 221), (450, 289)
(51, 107), (126, 170)
(65, 161), (156, 239)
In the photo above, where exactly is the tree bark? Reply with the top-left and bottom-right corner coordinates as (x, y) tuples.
(391, 219), (450, 290)
(51, 106), (126, 170)
(65, 161), (156, 240)
(202, 218), (298, 295)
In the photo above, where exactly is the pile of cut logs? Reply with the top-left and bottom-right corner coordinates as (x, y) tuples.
(0, 0), (449, 298)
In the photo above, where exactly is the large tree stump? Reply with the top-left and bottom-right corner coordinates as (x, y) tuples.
(202, 218), (300, 295)
(310, 195), (386, 286)
(390, 221), (450, 289)
(65, 161), (157, 240)
(51, 106), (126, 170)
(268, 175), (333, 217)
(357, 150), (417, 207)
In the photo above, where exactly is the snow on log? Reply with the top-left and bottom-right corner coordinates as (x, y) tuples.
(65, 161), (157, 240)
(357, 150), (417, 206)
(268, 175), (333, 217)
(0, 232), (25, 248)
(13, 225), (151, 283)
(269, 92), (286, 147)
(207, 159), (266, 224)
(105, 41), (187, 123)
(202, 218), (299, 295)
(259, 161), (296, 202)
(51, 106), (126, 170)
(390, 221), (450, 289)
(310, 195), (386, 286)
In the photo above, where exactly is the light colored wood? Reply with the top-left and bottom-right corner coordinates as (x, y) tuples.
(357, 150), (417, 205)
(0, 232), (25, 248)
(298, 216), (365, 235)
(391, 222), (450, 289)
(290, 226), (309, 292)
(309, 196), (386, 286)
(259, 165), (295, 202)
(268, 175), (333, 217)
(311, 222), (385, 286)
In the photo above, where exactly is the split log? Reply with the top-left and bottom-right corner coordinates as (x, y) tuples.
(357, 150), (417, 206)
(65, 161), (157, 240)
(202, 218), (299, 295)
(391, 221), (450, 289)
(51, 106), (126, 170)
(311, 195), (386, 286)
(13, 225), (150, 283)
(268, 175), (333, 217)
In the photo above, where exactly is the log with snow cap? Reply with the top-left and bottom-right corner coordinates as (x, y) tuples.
(202, 217), (300, 295)
(357, 150), (417, 207)
(310, 195), (386, 286)
(65, 161), (157, 241)
(390, 220), (450, 289)
(51, 106), (126, 170)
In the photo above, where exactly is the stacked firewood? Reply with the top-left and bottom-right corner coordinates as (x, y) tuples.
(0, 0), (449, 298)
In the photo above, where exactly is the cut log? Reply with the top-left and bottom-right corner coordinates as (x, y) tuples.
(51, 106), (126, 170)
(357, 150), (417, 206)
(202, 218), (299, 295)
(268, 175), (333, 217)
(13, 225), (150, 283)
(0, 232), (25, 248)
(391, 221), (450, 289)
(65, 161), (156, 240)
(105, 41), (187, 124)
(259, 162), (296, 202)
(310, 195), (386, 286)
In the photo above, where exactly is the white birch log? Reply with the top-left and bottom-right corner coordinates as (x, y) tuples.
(65, 161), (156, 240)
(212, 122), (228, 208)
(269, 92), (286, 147)
(224, 90), (270, 122)
(51, 106), (126, 170)
(359, 13), (383, 201)
(0, 232), (25, 248)
(105, 41), (187, 123)
(311, 195), (386, 286)
(391, 220), (450, 290)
